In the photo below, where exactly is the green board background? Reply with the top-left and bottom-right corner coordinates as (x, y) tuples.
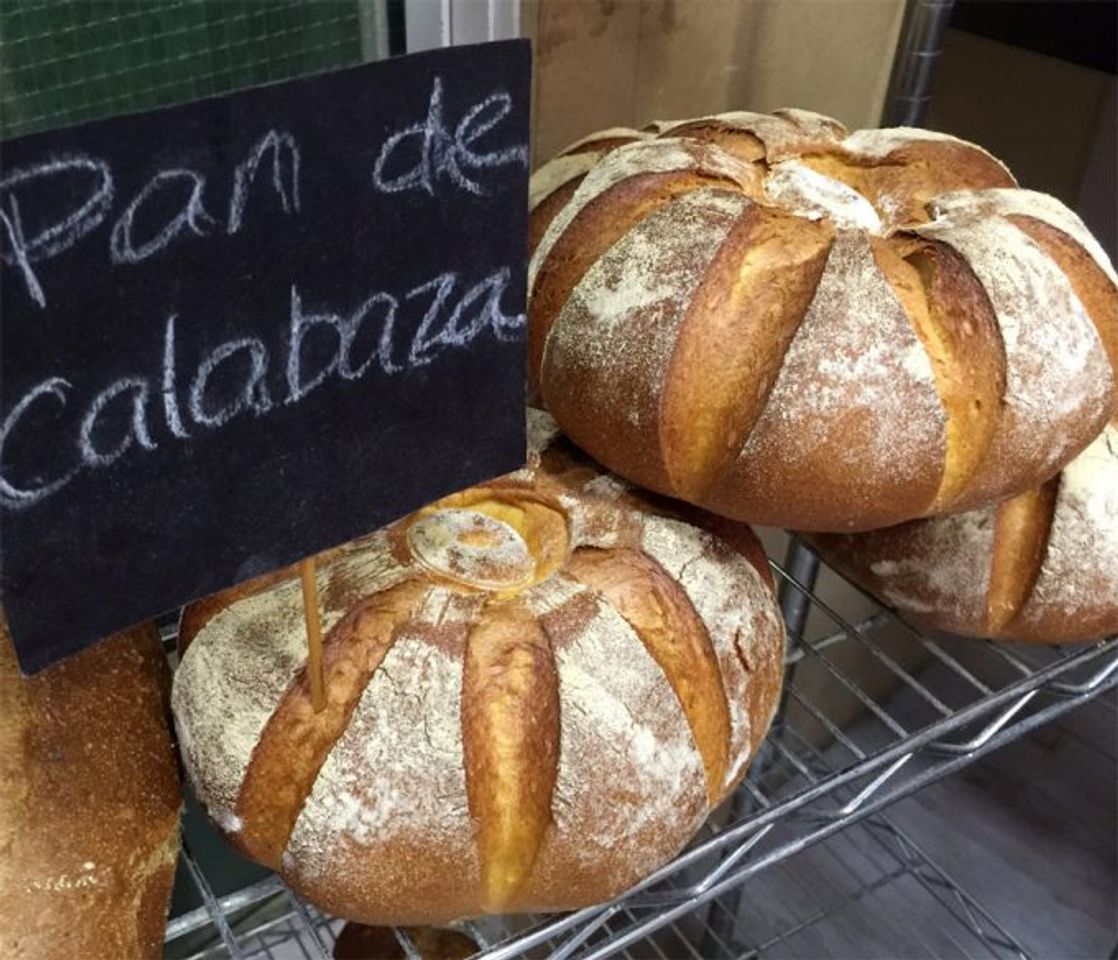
(1, 1), (368, 140)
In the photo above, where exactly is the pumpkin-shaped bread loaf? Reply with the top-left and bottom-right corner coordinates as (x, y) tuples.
(529, 110), (1118, 532)
(172, 412), (784, 925)
(809, 422), (1118, 644)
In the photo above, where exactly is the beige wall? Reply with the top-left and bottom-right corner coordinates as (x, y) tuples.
(524, 0), (906, 162)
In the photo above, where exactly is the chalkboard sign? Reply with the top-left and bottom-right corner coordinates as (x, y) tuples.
(0, 40), (531, 673)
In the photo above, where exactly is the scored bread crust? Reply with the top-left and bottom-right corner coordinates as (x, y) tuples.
(808, 422), (1118, 643)
(172, 411), (784, 925)
(529, 110), (1118, 532)
(0, 621), (181, 960)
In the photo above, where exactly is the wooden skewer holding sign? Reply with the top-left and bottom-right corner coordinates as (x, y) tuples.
(299, 556), (326, 713)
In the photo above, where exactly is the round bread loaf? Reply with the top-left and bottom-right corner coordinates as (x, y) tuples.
(172, 412), (784, 925)
(0, 620), (181, 960)
(808, 422), (1118, 643)
(529, 110), (1118, 532)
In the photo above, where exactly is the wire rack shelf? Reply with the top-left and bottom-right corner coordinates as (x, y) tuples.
(163, 541), (1117, 960)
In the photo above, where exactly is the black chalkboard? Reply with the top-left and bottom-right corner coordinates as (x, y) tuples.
(0, 40), (531, 673)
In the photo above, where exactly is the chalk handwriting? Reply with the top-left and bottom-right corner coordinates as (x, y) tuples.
(79, 377), (157, 467)
(227, 130), (300, 235)
(189, 338), (273, 428)
(1, 83), (525, 305)
(109, 169), (217, 264)
(0, 156), (114, 308)
(286, 289), (346, 404)
(408, 267), (521, 365)
(372, 76), (527, 196)
(0, 379), (78, 506)
(0, 268), (525, 509)
(341, 293), (401, 378)
(0, 133), (300, 305)
(162, 316), (190, 439)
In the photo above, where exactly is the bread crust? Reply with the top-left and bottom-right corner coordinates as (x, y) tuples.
(172, 413), (784, 924)
(704, 229), (947, 529)
(809, 422), (1118, 643)
(529, 112), (1118, 531)
(0, 621), (180, 959)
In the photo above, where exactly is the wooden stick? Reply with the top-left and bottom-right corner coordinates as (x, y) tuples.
(299, 555), (326, 713)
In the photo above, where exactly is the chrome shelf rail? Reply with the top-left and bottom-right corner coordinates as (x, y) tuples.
(163, 547), (1117, 960)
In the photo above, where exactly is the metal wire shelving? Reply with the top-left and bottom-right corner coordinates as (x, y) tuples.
(162, 541), (1118, 960)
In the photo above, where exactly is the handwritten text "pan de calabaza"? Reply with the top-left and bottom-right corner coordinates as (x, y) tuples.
(0, 78), (528, 510)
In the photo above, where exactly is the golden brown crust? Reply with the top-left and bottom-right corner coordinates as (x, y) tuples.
(178, 555), (339, 655)
(564, 546), (731, 799)
(806, 516), (997, 638)
(529, 112), (1115, 532)
(685, 507), (777, 595)
(1008, 215), (1118, 395)
(178, 566), (295, 654)
(0, 620), (181, 960)
(529, 170), (746, 398)
(1010, 585), (1118, 643)
(700, 228), (947, 531)
(503, 588), (707, 913)
(235, 581), (427, 867)
(664, 121), (767, 163)
(529, 175), (584, 257)
(461, 603), (559, 912)
(174, 414), (784, 924)
(280, 617), (485, 926)
(800, 138), (1016, 229)
(661, 206), (833, 500)
(809, 424), (1118, 644)
(539, 188), (753, 501)
(872, 234), (1006, 510)
(987, 478), (1060, 632)
(555, 131), (646, 159)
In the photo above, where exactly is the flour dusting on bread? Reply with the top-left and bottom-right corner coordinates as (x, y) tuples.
(545, 595), (707, 876)
(917, 213), (1112, 489)
(641, 515), (783, 787)
(869, 508), (996, 624)
(545, 188), (749, 444)
(1025, 424), (1118, 625)
(284, 631), (474, 872)
(172, 415), (786, 921)
(765, 161), (882, 232)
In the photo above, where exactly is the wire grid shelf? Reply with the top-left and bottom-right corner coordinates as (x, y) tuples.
(163, 541), (1118, 960)
(167, 808), (1029, 960)
(0, 0), (371, 140)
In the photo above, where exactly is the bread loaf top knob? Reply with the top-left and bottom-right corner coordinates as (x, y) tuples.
(528, 110), (1118, 532)
(406, 495), (567, 595)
